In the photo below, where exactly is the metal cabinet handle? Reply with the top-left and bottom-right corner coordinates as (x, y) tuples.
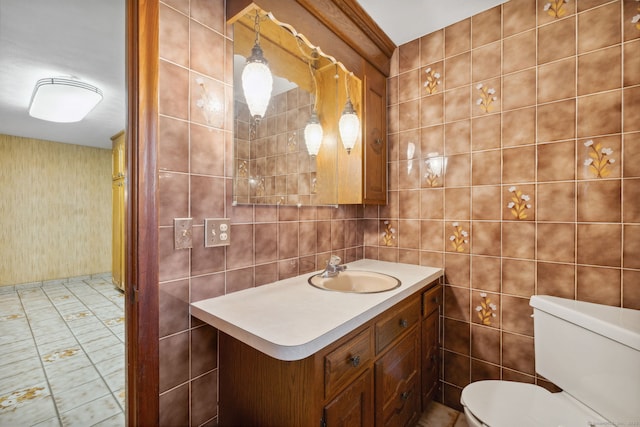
(399, 318), (408, 328)
(349, 355), (360, 367)
(400, 390), (411, 401)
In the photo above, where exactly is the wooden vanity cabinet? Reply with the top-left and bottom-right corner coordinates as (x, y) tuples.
(217, 279), (441, 427)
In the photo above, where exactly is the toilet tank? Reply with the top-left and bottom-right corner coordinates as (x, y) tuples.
(530, 296), (640, 424)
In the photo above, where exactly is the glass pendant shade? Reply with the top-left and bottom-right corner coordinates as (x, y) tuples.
(242, 43), (273, 121)
(304, 111), (323, 156)
(338, 99), (359, 153)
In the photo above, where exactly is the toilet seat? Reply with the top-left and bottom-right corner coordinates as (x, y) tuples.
(460, 381), (607, 427)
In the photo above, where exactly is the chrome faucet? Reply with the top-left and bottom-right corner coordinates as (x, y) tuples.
(321, 255), (347, 278)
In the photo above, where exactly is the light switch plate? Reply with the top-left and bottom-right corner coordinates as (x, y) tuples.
(174, 218), (193, 249)
(205, 218), (231, 247)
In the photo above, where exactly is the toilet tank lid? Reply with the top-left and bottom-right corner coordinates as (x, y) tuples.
(530, 295), (640, 351)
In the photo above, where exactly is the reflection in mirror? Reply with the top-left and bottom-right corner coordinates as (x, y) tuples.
(232, 8), (362, 206)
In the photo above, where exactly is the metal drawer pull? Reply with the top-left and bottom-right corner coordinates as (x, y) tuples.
(399, 318), (408, 328)
(400, 390), (411, 401)
(349, 355), (360, 367)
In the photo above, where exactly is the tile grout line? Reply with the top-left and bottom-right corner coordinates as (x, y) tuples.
(16, 286), (64, 425)
(59, 280), (126, 414)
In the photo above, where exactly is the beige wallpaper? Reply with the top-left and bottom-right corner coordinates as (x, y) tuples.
(0, 134), (112, 286)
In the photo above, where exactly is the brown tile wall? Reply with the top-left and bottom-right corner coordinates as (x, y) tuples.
(157, 1), (364, 424)
(372, 0), (640, 411)
(155, 0), (640, 422)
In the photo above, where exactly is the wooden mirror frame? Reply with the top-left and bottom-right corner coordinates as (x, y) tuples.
(232, 8), (364, 206)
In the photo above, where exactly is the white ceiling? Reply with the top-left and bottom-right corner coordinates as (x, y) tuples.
(0, 0), (125, 150)
(358, 0), (509, 46)
(0, 0), (506, 150)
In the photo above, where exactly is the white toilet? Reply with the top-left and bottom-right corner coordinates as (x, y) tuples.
(461, 295), (640, 427)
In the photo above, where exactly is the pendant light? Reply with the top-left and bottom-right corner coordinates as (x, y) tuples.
(304, 55), (323, 157)
(241, 12), (273, 122)
(338, 71), (360, 154)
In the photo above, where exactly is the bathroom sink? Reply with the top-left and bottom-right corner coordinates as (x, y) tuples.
(308, 270), (401, 293)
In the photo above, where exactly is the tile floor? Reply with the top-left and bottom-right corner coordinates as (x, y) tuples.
(419, 401), (468, 427)
(0, 274), (467, 427)
(0, 274), (125, 426)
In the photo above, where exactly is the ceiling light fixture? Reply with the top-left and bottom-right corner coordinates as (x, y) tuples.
(241, 11), (273, 122)
(28, 77), (103, 123)
(338, 71), (360, 154)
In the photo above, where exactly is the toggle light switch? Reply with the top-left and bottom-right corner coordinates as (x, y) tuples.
(205, 218), (231, 247)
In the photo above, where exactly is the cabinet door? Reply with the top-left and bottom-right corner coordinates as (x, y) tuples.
(375, 329), (420, 427)
(362, 61), (387, 205)
(324, 369), (373, 427)
(112, 179), (125, 291)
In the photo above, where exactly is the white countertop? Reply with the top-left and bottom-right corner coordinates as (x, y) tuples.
(190, 259), (443, 361)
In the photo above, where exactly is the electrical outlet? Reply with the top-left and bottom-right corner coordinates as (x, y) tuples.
(205, 218), (231, 247)
(174, 218), (193, 249)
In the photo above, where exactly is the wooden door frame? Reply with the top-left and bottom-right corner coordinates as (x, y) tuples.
(125, 0), (160, 425)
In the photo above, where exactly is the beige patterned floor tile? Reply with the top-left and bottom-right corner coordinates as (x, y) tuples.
(53, 377), (111, 414)
(59, 393), (121, 427)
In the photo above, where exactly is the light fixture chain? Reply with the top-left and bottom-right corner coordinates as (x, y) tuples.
(253, 11), (261, 45)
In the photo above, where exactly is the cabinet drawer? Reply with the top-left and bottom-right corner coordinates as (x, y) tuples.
(375, 296), (420, 354)
(422, 284), (442, 317)
(325, 328), (373, 398)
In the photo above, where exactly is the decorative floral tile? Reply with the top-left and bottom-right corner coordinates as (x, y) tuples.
(583, 139), (615, 178)
(474, 292), (498, 327)
(476, 83), (498, 113)
(449, 222), (469, 253)
(506, 186), (533, 220)
(382, 220), (397, 246)
(423, 153), (447, 188)
(423, 67), (442, 94)
(194, 76), (222, 126)
(544, 0), (570, 19)
(632, 1), (640, 30)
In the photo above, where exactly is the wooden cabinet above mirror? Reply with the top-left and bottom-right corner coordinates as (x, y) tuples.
(229, 0), (395, 206)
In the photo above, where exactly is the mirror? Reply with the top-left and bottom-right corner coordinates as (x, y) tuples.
(232, 8), (363, 206)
